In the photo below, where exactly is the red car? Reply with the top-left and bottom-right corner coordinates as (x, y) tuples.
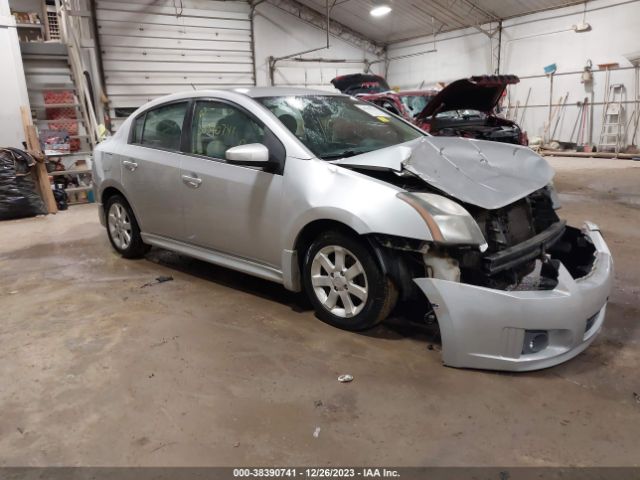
(331, 74), (527, 146)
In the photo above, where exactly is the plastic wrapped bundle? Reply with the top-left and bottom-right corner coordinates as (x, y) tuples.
(0, 148), (46, 220)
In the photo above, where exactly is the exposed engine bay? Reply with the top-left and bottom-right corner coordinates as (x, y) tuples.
(332, 136), (599, 310)
(434, 122), (522, 145)
(451, 188), (596, 290)
(353, 168), (597, 297)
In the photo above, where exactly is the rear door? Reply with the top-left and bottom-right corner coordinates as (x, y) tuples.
(119, 101), (189, 240)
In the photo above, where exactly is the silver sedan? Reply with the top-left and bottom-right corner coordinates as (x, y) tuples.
(93, 87), (613, 371)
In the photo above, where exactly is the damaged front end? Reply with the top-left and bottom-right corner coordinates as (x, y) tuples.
(336, 137), (613, 370)
(413, 220), (612, 371)
(369, 182), (612, 371)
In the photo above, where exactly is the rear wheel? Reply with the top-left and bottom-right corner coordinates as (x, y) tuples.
(302, 231), (397, 331)
(105, 194), (149, 259)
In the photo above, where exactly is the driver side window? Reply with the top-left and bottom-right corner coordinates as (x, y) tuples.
(191, 101), (265, 160)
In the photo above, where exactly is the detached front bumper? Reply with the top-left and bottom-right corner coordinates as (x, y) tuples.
(414, 223), (613, 371)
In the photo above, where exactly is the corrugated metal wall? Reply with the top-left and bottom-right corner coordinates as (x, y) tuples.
(95, 0), (252, 130)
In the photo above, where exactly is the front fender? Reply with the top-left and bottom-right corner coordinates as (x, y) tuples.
(282, 158), (434, 251)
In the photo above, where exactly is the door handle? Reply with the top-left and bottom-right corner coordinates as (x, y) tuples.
(122, 160), (138, 171)
(181, 174), (202, 188)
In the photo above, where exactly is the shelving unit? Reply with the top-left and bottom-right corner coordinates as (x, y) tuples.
(46, 151), (92, 158)
(48, 169), (91, 176)
(19, 36), (96, 206)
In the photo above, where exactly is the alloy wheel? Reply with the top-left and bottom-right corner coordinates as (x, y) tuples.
(108, 202), (133, 250)
(310, 245), (368, 318)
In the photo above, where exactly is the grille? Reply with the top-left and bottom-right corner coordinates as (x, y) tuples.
(459, 188), (561, 289)
(472, 188), (559, 255)
(473, 198), (534, 253)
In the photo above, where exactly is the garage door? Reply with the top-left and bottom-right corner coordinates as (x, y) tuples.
(95, 0), (253, 131)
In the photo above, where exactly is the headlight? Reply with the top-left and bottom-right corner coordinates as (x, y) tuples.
(397, 192), (487, 250)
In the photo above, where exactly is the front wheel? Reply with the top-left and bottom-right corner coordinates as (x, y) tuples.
(302, 231), (397, 331)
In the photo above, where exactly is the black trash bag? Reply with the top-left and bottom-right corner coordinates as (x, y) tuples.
(0, 148), (46, 220)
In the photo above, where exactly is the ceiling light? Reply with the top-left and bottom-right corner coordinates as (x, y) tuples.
(370, 5), (391, 17)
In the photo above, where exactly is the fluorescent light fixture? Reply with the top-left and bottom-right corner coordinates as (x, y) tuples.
(370, 5), (391, 16)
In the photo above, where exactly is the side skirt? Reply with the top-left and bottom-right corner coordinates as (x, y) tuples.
(141, 233), (284, 285)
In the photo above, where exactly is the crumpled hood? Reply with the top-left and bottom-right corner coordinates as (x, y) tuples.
(332, 136), (554, 210)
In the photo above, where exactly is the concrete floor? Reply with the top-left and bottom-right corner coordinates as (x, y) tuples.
(0, 157), (639, 466)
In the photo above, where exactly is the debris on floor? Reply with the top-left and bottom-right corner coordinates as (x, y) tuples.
(313, 427), (321, 438)
(633, 392), (640, 404)
(314, 400), (323, 408)
(338, 374), (353, 383)
(141, 275), (174, 288)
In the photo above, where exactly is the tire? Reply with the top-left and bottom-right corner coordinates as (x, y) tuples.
(105, 194), (150, 259)
(302, 230), (398, 331)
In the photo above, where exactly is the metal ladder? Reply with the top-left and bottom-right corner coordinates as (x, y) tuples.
(598, 83), (625, 153)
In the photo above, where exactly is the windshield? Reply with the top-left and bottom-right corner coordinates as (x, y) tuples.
(256, 95), (423, 159)
(399, 94), (434, 118)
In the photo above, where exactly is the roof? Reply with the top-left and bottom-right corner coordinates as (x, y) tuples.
(112, 87), (346, 133)
(136, 87), (342, 102)
(238, 86), (342, 98)
(119, 87), (344, 114)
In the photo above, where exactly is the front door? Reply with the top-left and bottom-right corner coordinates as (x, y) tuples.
(180, 100), (284, 267)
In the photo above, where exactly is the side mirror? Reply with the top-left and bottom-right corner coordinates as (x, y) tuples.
(225, 143), (270, 166)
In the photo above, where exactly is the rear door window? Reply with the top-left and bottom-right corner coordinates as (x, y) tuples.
(139, 102), (188, 151)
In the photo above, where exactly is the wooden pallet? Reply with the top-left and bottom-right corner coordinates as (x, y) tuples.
(20, 106), (58, 214)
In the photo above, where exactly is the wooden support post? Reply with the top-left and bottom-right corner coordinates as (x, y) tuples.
(20, 106), (58, 214)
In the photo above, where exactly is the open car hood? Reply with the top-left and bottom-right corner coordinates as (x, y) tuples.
(332, 136), (553, 210)
(417, 75), (520, 119)
(331, 74), (391, 95)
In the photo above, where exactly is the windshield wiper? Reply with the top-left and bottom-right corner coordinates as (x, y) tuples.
(320, 149), (368, 160)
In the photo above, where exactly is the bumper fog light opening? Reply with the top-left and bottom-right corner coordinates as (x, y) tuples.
(522, 330), (549, 355)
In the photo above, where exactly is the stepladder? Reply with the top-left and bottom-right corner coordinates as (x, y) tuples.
(598, 83), (625, 153)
